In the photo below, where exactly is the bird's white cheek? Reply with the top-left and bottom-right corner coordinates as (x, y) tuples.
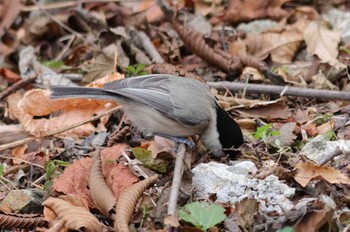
(200, 120), (222, 153)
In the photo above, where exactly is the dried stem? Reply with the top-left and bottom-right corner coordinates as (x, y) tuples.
(208, 82), (350, 101)
(167, 143), (186, 216)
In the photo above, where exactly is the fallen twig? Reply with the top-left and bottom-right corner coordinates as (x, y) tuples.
(0, 106), (121, 151)
(136, 31), (164, 64)
(167, 143), (186, 217)
(0, 76), (37, 101)
(208, 82), (350, 101)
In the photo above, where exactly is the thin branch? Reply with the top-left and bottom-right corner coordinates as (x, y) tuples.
(208, 82), (350, 101)
(0, 106), (121, 151)
(136, 31), (164, 64)
(167, 143), (186, 216)
(0, 76), (37, 101)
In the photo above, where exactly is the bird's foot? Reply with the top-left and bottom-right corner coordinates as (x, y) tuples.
(154, 133), (196, 149)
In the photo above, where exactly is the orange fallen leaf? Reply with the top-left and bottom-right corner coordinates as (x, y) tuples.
(6, 73), (123, 137)
(100, 144), (139, 198)
(0, 67), (21, 83)
(52, 157), (94, 208)
(295, 162), (350, 187)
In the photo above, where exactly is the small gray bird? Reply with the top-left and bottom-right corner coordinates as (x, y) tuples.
(50, 74), (243, 157)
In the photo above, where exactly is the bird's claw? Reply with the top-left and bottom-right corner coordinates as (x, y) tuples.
(172, 137), (196, 150)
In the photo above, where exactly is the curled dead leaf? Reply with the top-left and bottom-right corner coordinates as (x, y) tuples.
(43, 197), (107, 232)
(0, 212), (45, 229)
(89, 152), (117, 217)
(114, 175), (158, 232)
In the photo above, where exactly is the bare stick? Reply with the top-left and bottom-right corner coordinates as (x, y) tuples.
(0, 76), (37, 101)
(136, 31), (164, 64)
(167, 143), (186, 216)
(0, 106), (120, 151)
(207, 82), (350, 101)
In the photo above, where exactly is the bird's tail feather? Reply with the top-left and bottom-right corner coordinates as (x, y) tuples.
(50, 86), (118, 101)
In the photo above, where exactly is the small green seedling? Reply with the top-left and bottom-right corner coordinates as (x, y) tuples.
(252, 123), (280, 144)
(131, 147), (167, 173)
(140, 204), (153, 228)
(274, 139), (291, 153)
(0, 164), (4, 177)
(41, 60), (71, 69)
(340, 46), (350, 55)
(323, 129), (337, 141)
(178, 202), (226, 231)
(125, 64), (148, 77)
(277, 226), (294, 232)
(44, 160), (69, 192)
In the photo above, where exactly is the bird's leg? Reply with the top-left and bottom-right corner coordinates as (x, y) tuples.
(154, 133), (196, 149)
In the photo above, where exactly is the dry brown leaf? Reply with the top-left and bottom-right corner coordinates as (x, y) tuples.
(121, 1), (163, 23)
(43, 197), (107, 232)
(295, 197), (335, 232)
(236, 199), (259, 230)
(303, 123), (318, 137)
(6, 73), (123, 137)
(163, 215), (180, 227)
(0, 0), (22, 38)
(11, 144), (28, 164)
(216, 95), (281, 108)
(100, 145), (139, 198)
(236, 103), (291, 119)
(240, 67), (265, 81)
(270, 122), (297, 147)
(223, 0), (289, 23)
(245, 29), (303, 63)
(236, 118), (256, 133)
(311, 72), (339, 90)
(114, 175), (158, 232)
(316, 120), (334, 135)
(0, 124), (29, 145)
(0, 212), (46, 229)
(0, 68), (21, 83)
(148, 136), (176, 158)
(295, 162), (350, 187)
(52, 158), (94, 208)
(89, 152), (117, 216)
(295, 109), (311, 124)
(194, 0), (224, 16)
(304, 20), (345, 68)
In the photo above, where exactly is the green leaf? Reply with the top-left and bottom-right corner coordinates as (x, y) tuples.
(254, 124), (272, 139)
(0, 164), (4, 177)
(322, 130), (336, 141)
(277, 226), (294, 232)
(42, 60), (69, 69)
(178, 202), (226, 231)
(131, 148), (167, 173)
(340, 46), (350, 55)
(135, 63), (145, 73)
(126, 65), (136, 74)
(45, 161), (56, 181)
(269, 130), (280, 136)
(53, 159), (69, 166)
(44, 180), (53, 193)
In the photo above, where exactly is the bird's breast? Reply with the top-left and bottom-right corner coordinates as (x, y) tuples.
(121, 101), (205, 137)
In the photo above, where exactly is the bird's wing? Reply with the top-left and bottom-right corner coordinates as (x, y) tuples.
(103, 75), (200, 126)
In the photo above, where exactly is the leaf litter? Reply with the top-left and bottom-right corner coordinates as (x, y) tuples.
(0, 0), (350, 231)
